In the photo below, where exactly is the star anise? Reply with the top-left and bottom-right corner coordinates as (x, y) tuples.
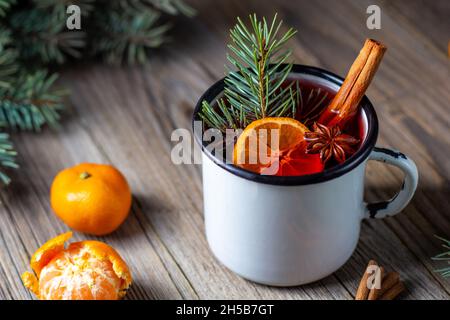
(304, 122), (360, 164)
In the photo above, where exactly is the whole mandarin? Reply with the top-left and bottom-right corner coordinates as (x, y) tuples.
(50, 163), (131, 235)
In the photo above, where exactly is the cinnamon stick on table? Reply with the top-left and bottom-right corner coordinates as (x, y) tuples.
(368, 266), (384, 300)
(355, 261), (405, 300)
(319, 39), (387, 128)
(380, 280), (405, 300)
(378, 271), (401, 298)
(355, 260), (378, 300)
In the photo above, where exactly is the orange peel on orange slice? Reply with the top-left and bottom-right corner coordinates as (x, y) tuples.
(233, 117), (324, 175)
(21, 232), (132, 300)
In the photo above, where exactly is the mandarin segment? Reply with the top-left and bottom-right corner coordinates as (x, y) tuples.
(21, 233), (132, 300)
(73, 240), (132, 295)
(38, 245), (122, 300)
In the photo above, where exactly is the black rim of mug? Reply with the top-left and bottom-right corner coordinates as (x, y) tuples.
(192, 64), (379, 186)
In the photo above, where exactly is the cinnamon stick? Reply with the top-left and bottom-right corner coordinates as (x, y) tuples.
(380, 281), (405, 300)
(355, 260), (378, 300)
(378, 271), (400, 297)
(318, 39), (387, 128)
(367, 266), (384, 300)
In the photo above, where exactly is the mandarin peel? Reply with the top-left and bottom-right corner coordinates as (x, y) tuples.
(30, 231), (72, 277)
(21, 272), (39, 297)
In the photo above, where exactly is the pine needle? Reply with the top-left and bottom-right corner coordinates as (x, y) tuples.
(0, 132), (17, 185)
(200, 14), (299, 132)
(91, 9), (171, 65)
(6, 0), (193, 65)
(432, 235), (450, 277)
(0, 0), (194, 185)
(0, 70), (66, 131)
(0, 0), (15, 17)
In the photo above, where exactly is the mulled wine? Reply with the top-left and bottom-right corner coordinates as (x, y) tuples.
(198, 13), (385, 177)
(292, 76), (365, 168)
(230, 75), (366, 176)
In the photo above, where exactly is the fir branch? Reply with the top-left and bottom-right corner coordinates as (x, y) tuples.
(9, 8), (85, 64)
(0, 0), (15, 17)
(200, 14), (298, 132)
(0, 48), (17, 89)
(90, 9), (170, 64)
(0, 0), (197, 185)
(0, 132), (18, 185)
(5, 0), (195, 65)
(32, 0), (95, 14)
(90, 0), (195, 64)
(0, 9), (19, 184)
(0, 70), (66, 131)
(297, 86), (329, 126)
(0, 28), (18, 89)
(114, 0), (196, 17)
(0, 26), (11, 48)
(433, 236), (450, 278)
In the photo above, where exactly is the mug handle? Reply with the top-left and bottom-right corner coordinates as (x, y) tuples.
(364, 147), (418, 219)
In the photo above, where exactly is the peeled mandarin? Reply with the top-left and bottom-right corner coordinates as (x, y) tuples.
(21, 232), (132, 300)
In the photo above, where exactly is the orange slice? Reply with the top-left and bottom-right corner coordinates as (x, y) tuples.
(21, 232), (132, 300)
(233, 117), (324, 176)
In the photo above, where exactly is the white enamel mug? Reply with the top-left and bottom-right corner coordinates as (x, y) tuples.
(193, 65), (418, 286)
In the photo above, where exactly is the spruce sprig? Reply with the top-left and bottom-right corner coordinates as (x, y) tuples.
(9, 8), (86, 64)
(5, 0), (194, 65)
(116, 0), (196, 17)
(33, 0), (95, 13)
(0, 29), (18, 89)
(433, 236), (450, 278)
(91, 10), (171, 64)
(0, 24), (67, 184)
(91, 0), (195, 64)
(199, 14), (298, 132)
(0, 132), (17, 185)
(0, 0), (194, 185)
(0, 0), (14, 17)
(0, 70), (66, 131)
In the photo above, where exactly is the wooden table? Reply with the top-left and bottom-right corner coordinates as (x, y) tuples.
(1, 0), (449, 300)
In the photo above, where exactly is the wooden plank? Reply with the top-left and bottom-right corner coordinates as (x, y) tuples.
(381, 0), (450, 56)
(0, 0), (448, 300)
